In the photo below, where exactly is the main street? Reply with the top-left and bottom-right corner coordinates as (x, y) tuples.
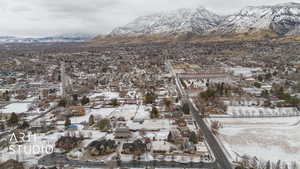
(189, 100), (233, 169)
(166, 60), (234, 169)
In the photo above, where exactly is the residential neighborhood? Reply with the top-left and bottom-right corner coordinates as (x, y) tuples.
(1, 1), (300, 169)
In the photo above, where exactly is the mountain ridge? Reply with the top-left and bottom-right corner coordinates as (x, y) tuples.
(110, 6), (222, 36)
(92, 2), (300, 45)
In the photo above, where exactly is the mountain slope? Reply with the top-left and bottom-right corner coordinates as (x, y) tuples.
(110, 7), (222, 36)
(92, 2), (300, 45)
(216, 2), (300, 35)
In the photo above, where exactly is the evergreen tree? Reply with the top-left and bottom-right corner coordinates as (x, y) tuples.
(58, 99), (67, 107)
(254, 82), (261, 88)
(167, 131), (173, 142)
(0, 123), (5, 130)
(164, 98), (172, 111)
(8, 113), (19, 126)
(110, 99), (119, 107)
(72, 94), (78, 101)
(200, 88), (217, 101)
(97, 119), (111, 131)
(88, 115), (95, 126)
(65, 117), (71, 127)
(296, 81), (300, 92)
(19, 120), (30, 129)
(150, 106), (159, 119)
(182, 102), (190, 114)
(144, 92), (156, 104)
(189, 131), (198, 144)
(81, 96), (90, 105)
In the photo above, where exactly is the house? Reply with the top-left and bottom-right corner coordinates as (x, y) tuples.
(69, 106), (85, 116)
(242, 87), (263, 97)
(29, 125), (54, 133)
(183, 115), (194, 125)
(55, 136), (82, 151)
(196, 142), (209, 154)
(179, 127), (191, 138)
(29, 121), (55, 133)
(67, 124), (78, 131)
(122, 139), (147, 155)
(261, 85), (272, 91)
(182, 138), (195, 153)
(52, 107), (71, 120)
(151, 141), (172, 154)
(176, 118), (187, 127)
(167, 129), (185, 145)
(39, 88), (49, 100)
(115, 127), (131, 139)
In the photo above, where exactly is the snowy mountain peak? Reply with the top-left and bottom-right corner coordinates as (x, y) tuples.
(273, 2), (300, 7)
(217, 2), (300, 35)
(110, 7), (222, 36)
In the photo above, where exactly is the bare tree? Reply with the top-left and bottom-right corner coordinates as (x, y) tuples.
(291, 161), (299, 169)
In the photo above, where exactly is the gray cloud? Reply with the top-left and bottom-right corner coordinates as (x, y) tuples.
(0, 0), (299, 37)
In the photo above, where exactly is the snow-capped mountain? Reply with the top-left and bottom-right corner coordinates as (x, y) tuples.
(109, 2), (300, 38)
(0, 35), (93, 43)
(215, 2), (300, 35)
(111, 7), (223, 36)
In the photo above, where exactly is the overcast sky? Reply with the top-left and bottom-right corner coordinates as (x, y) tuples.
(0, 0), (299, 37)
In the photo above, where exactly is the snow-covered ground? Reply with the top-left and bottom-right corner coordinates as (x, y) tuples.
(215, 116), (300, 127)
(0, 132), (63, 165)
(226, 67), (262, 78)
(0, 129), (107, 165)
(70, 107), (116, 124)
(70, 103), (152, 124)
(133, 105), (151, 121)
(215, 117), (300, 164)
(2, 103), (30, 114)
(89, 91), (119, 100)
(110, 104), (137, 121)
(127, 119), (172, 131)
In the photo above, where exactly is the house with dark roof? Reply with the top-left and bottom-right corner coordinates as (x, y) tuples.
(114, 127), (131, 139)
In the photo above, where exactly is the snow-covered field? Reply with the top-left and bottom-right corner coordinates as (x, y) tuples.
(2, 103), (30, 114)
(215, 117), (300, 164)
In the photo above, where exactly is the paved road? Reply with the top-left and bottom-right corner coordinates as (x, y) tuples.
(165, 60), (233, 169)
(188, 100), (233, 169)
(38, 152), (213, 168)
